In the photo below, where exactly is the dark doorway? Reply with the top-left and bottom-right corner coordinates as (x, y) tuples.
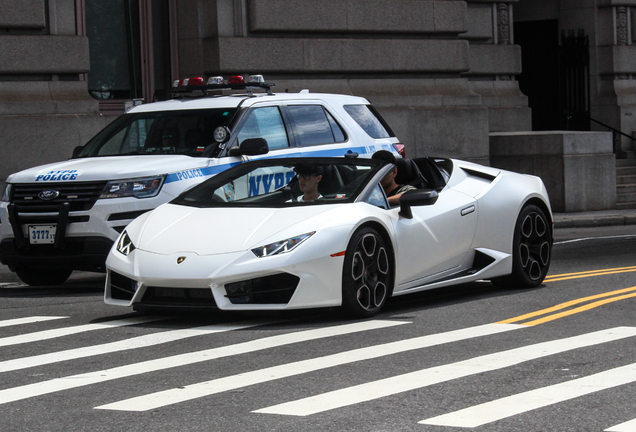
(559, 29), (591, 131)
(515, 20), (561, 131)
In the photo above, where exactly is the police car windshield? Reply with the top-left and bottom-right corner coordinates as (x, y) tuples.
(75, 108), (237, 158)
(172, 158), (384, 208)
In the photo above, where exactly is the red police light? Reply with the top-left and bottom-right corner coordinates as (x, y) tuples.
(228, 75), (245, 84)
(187, 77), (205, 86)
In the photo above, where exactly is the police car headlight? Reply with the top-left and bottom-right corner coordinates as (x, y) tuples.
(251, 232), (314, 258)
(116, 231), (136, 256)
(1, 184), (11, 202)
(100, 176), (165, 199)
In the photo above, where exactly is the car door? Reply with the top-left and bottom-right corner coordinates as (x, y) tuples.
(392, 188), (478, 290)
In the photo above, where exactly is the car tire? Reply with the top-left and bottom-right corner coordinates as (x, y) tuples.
(341, 227), (392, 318)
(15, 267), (73, 286)
(492, 204), (552, 288)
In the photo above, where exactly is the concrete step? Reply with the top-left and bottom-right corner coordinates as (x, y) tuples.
(616, 159), (636, 209)
(617, 166), (636, 176)
(616, 201), (636, 210)
(617, 174), (636, 184)
(617, 183), (636, 193)
(617, 191), (636, 203)
(616, 158), (636, 167)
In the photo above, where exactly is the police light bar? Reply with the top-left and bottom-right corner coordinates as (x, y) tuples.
(171, 74), (274, 95)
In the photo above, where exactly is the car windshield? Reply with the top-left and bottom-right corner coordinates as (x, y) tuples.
(75, 108), (237, 158)
(172, 157), (385, 208)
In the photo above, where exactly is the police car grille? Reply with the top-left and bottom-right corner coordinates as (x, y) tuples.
(12, 182), (108, 212)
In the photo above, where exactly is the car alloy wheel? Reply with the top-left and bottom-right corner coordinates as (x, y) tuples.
(342, 227), (392, 317)
(519, 209), (551, 281)
(493, 204), (552, 289)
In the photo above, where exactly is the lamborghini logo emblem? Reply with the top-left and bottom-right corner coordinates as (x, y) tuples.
(177, 257), (186, 264)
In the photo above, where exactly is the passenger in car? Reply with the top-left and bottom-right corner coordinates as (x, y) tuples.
(161, 127), (180, 150)
(293, 164), (323, 202)
(372, 150), (416, 206)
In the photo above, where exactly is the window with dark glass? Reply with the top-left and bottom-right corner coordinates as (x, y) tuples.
(85, 0), (172, 102)
(77, 109), (237, 157)
(287, 105), (346, 146)
(237, 107), (289, 150)
(343, 105), (395, 139)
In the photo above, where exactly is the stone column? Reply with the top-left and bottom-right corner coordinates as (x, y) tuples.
(463, 0), (531, 134)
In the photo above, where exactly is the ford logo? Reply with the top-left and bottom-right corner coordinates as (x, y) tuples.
(38, 190), (60, 200)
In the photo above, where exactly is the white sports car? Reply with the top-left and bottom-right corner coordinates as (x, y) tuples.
(105, 155), (552, 317)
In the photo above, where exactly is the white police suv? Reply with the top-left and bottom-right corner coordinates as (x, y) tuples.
(0, 75), (404, 285)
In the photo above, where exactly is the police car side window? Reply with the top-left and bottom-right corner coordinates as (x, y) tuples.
(326, 110), (346, 142)
(287, 105), (345, 146)
(343, 105), (394, 139)
(237, 107), (289, 150)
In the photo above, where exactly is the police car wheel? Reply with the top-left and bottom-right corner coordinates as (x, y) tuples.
(15, 267), (73, 286)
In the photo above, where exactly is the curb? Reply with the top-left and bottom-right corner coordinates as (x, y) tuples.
(553, 213), (636, 229)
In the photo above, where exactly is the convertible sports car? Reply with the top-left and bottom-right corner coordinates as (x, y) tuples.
(105, 155), (552, 317)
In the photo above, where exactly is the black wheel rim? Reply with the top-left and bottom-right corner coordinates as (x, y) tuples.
(351, 233), (390, 311)
(519, 212), (551, 281)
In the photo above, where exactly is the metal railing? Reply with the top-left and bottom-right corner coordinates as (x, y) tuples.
(589, 116), (636, 154)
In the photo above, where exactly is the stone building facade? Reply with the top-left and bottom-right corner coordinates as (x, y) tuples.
(0, 0), (631, 189)
(514, 0), (636, 158)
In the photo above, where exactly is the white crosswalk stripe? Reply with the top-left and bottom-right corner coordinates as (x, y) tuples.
(0, 319), (406, 406)
(419, 361), (636, 427)
(607, 418), (636, 432)
(0, 316), (67, 328)
(0, 319), (276, 373)
(2, 313), (635, 431)
(0, 316), (162, 347)
(255, 326), (636, 417)
(96, 323), (522, 411)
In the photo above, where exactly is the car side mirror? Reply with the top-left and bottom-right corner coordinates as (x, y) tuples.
(229, 138), (269, 156)
(399, 189), (439, 219)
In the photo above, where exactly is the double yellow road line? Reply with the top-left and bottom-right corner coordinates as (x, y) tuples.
(498, 266), (636, 326)
(544, 265), (636, 283)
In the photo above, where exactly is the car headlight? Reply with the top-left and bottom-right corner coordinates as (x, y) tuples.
(116, 231), (136, 256)
(100, 176), (165, 199)
(1, 184), (11, 202)
(251, 232), (314, 258)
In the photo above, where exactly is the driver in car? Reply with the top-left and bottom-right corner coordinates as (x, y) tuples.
(372, 150), (416, 206)
(293, 164), (323, 202)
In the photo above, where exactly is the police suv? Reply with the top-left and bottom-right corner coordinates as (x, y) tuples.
(0, 75), (404, 285)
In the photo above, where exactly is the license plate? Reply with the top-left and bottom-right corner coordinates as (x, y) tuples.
(28, 225), (56, 244)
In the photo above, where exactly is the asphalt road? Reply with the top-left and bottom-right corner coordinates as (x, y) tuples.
(1, 223), (636, 432)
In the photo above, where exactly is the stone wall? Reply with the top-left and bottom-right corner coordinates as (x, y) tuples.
(0, 0), (108, 188)
(177, 0), (530, 164)
(515, 0), (636, 158)
(490, 131), (616, 212)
